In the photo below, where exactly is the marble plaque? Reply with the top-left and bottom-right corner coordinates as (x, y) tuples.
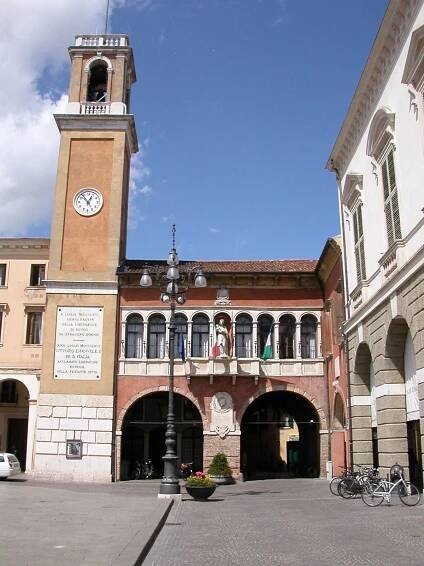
(54, 307), (103, 380)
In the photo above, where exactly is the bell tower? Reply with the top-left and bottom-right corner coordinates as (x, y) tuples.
(34, 35), (138, 481)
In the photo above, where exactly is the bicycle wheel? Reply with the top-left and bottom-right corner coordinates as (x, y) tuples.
(338, 478), (355, 499)
(362, 486), (384, 507)
(399, 483), (420, 506)
(329, 476), (342, 496)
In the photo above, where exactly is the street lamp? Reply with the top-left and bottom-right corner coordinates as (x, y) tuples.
(140, 224), (207, 497)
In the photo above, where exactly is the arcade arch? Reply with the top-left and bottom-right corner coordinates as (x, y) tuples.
(240, 390), (321, 479)
(119, 392), (203, 481)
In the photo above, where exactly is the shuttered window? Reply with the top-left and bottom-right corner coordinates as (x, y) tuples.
(353, 204), (366, 283)
(381, 149), (402, 247)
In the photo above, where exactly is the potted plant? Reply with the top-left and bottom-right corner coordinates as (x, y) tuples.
(207, 452), (234, 485)
(185, 471), (216, 500)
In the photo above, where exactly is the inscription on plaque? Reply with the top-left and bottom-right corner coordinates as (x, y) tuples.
(54, 307), (103, 380)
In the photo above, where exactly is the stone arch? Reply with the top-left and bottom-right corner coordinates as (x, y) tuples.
(237, 383), (326, 430)
(84, 55), (113, 72)
(239, 387), (323, 478)
(116, 386), (206, 432)
(0, 374), (38, 401)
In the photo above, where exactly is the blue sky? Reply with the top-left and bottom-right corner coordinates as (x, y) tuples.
(1, 0), (388, 261)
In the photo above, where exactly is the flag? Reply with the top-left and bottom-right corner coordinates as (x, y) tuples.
(178, 328), (185, 362)
(261, 326), (273, 361)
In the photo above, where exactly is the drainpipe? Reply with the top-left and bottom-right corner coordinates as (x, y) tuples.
(329, 160), (354, 471)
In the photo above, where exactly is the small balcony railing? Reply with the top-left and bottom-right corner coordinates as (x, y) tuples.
(75, 35), (128, 47)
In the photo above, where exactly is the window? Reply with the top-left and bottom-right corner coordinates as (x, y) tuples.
(30, 264), (46, 287)
(279, 315), (295, 359)
(173, 315), (187, 359)
(125, 314), (143, 358)
(300, 315), (317, 359)
(147, 315), (166, 359)
(0, 380), (17, 403)
(353, 204), (366, 283)
(191, 314), (209, 357)
(381, 149), (402, 246)
(87, 62), (108, 102)
(258, 315), (274, 359)
(26, 311), (42, 344)
(235, 315), (252, 358)
(0, 310), (3, 343)
(0, 264), (6, 286)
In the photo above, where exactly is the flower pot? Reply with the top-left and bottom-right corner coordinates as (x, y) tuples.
(185, 485), (216, 500)
(209, 475), (233, 485)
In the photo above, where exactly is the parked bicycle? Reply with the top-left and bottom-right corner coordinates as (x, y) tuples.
(337, 467), (380, 499)
(362, 465), (420, 507)
(329, 469), (349, 496)
(132, 459), (155, 480)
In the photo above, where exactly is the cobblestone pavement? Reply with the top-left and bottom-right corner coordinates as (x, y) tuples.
(145, 479), (424, 566)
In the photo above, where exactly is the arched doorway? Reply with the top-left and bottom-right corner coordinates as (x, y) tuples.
(240, 391), (320, 479)
(120, 392), (203, 480)
(0, 379), (29, 470)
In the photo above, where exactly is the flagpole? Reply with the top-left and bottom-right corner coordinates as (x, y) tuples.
(104, 0), (110, 34)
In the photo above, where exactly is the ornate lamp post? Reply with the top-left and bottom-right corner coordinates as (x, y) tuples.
(140, 225), (207, 497)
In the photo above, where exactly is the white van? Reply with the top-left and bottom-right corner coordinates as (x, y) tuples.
(0, 453), (21, 479)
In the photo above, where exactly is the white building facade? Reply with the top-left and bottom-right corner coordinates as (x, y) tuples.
(327, 0), (424, 487)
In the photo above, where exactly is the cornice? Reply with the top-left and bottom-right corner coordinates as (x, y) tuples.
(54, 114), (138, 154)
(327, 0), (423, 177)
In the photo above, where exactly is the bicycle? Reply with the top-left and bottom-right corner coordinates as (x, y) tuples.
(329, 469), (349, 496)
(361, 472), (420, 507)
(337, 467), (380, 499)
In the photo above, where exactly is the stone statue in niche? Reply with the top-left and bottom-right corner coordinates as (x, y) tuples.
(215, 286), (230, 306)
(210, 392), (235, 438)
(216, 318), (229, 357)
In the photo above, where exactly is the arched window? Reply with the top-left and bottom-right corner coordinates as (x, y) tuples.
(258, 314), (274, 360)
(173, 314), (187, 359)
(148, 315), (166, 359)
(279, 315), (295, 359)
(125, 314), (143, 358)
(366, 108), (401, 247)
(191, 314), (209, 357)
(235, 314), (252, 358)
(87, 61), (108, 102)
(301, 315), (317, 359)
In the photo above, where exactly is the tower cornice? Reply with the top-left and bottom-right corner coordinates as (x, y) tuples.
(54, 114), (138, 154)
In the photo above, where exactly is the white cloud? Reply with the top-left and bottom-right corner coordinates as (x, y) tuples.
(0, 0), (154, 236)
(208, 227), (220, 234)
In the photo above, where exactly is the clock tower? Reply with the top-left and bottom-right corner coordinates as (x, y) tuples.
(34, 34), (137, 481)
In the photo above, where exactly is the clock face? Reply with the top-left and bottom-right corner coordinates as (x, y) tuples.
(73, 188), (103, 216)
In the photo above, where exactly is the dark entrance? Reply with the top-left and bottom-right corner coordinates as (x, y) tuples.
(407, 420), (423, 491)
(241, 391), (320, 479)
(7, 418), (28, 471)
(120, 392), (203, 480)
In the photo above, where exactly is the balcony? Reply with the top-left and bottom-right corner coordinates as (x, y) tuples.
(74, 35), (128, 47)
(378, 239), (405, 278)
(118, 356), (324, 379)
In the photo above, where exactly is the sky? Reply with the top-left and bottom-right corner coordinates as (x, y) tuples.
(0, 0), (388, 261)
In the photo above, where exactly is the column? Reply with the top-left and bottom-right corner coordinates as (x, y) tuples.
(252, 322), (258, 358)
(25, 399), (38, 472)
(316, 322), (321, 358)
(296, 322), (302, 359)
(142, 321), (148, 359)
(187, 321), (192, 358)
(120, 320), (126, 357)
(231, 321), (236, 357)
(273, 322), (279, 359)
